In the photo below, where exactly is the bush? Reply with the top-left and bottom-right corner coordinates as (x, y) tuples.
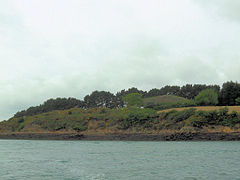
(100, 108), (107, 114)
(201, 110), (219, 125)
(221, 111), (240, 126)
(73, 125), (87, 132)
(189, 107), (240, 127)
(18, 123), (25, 131)
(122, 93), (143, 107)
(194, 89), (218, 106)
(121, 107), (158, 129)
(165, 109), (196, 123)
(18, 117), (25, 123)
(189, 115), (204, 128)
(236, 97), (240, 105)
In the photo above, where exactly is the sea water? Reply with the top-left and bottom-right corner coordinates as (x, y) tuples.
(0, 140), (240, 180)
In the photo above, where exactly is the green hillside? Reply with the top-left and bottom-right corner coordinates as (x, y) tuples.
(143, 95), (196, 110)
(0, 107), (157, 133)
(143, 95), (188, 105)
(1, 106), (240, 134)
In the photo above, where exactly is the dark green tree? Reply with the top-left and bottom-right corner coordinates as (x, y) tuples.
(14, 97), (85, 118)
(145, 88), (162, 97)
(84, 91), (115, 108)
(219, 81), (240, 105)
(236, 97), (240, 105)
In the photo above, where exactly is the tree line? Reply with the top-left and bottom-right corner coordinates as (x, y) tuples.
(13, 81), (240, 118)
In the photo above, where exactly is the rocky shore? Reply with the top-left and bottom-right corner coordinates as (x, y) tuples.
(1, 132), (240, 141)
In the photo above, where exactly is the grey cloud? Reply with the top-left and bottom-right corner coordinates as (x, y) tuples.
(1, 0), (240, 120)
(196, 0), (240, 21)
(173, 58), (220, 85)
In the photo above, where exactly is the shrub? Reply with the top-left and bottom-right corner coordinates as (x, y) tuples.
(18, 123), (25, 131)
(236, 97), (240, 105)
(122, 93), (143, 107)
(165, 109), (196, 123)
(98, 122), (106, 129)
(189, 107), (240, 127)
(73, 125), (87, 132)
(18, 117), (25, 123)
(221, 111), (240, 126)
(100, 108), (107, 114)
(194, 89), (218, 106)
(189, 115), (204, 128)
(201, 110), (219, 125)
(121, 107), (158, 129)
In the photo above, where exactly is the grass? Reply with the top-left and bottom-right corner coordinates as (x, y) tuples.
(143, 95), (188, 105)
(1, 105), (240, 134)
(0, 107), (127, 133)
(143, 95), (195, 110)
(158, 106), (240, 113)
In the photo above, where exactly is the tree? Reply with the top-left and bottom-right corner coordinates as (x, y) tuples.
(122, 93), (143, 107)
(115, 87), (147, 107)
(194, 89), (218, 106)
(14, 97), (85, 118)
(219, 81), (240, 105)
(177, 84), (220, 99)
(178, 84), (193, 99)
(236, 97), (240, 105)
(160, 85), (180, 96)
(145, 88), (162, 98)
(84, 91), (115, 108)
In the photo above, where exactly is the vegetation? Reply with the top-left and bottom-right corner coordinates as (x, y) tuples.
(1, 81), (240, 135)
(143, 95), (188, 105)
(194, 89), (218, 106)
(219, 81), (240, 105)
(12, 81), (240, 119)
(84, 91), (116, 108)
(189, 108), (240, 127)
(144, 95), (196, 110)
(235, 97), (240, 105)
(122, 93), (143, 107)
(1, 106), (240, 134)
(159, 106), (240, 114)
(14, 98), (85, 118)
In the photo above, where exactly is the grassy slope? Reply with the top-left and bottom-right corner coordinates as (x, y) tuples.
(143, 95), (188, 105)
(0, 108), (128, 133)
(1, 105), (240, 135)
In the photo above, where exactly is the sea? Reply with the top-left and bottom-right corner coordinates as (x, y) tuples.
(0, 140), (240, 180)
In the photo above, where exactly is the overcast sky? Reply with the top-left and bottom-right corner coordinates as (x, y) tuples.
(0, 0), (240, 120)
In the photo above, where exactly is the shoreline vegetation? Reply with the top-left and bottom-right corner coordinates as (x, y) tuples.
(1, 81), (240, 141)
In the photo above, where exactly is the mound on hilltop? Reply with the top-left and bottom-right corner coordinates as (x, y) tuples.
(158, 106), (240, 114)
(143, 95), (196, 110)
(143, 95), (188, 105)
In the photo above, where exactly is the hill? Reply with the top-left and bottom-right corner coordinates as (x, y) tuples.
(143, 95), (196, 110)
(1, 106), (240, 137)
(143, 95), (188, 105)
(158, 106), (240, 113)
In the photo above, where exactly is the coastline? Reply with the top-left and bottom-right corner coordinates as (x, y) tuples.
(1, 132), (240, 141)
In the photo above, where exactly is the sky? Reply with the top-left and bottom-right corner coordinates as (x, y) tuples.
(0, 0), (240, 120)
